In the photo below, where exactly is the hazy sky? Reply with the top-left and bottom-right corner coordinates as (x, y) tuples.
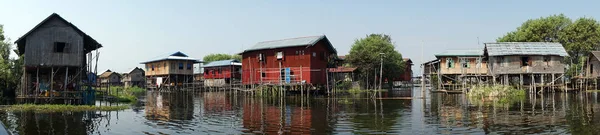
(0, 0), (598, 74)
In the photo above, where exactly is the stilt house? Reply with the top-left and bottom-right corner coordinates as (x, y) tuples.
(99, 70), (121, 86)
(484, 42), (568, 85)
(141, 52), (201, 87)
(240, 35), (337, 88)
(434, 49), (488, 84)
(122, 67), (145, 88)
(15, 13), (102, 104)
(203, 59), (242, 87)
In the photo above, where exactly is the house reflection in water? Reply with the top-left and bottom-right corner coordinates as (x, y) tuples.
(241, 99), (312, 134)
(145, 91), (194, 121)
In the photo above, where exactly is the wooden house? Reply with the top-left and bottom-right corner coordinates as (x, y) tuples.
(435, 49), (489, 84)
(203, 59), (242, 87)
(15, 13), (102, 104)
(99, 70), (122, 86)
(122, 67), (145, 88)
(484, 42), (568, 86)
(141, 52), (202, 87)
(328, 67), (357, 82)
(586, 51), (600, 78)
(240, 35), (337, 88)
(398, 58), (414, 81)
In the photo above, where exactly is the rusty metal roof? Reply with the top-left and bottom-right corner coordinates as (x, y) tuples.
(484, 42), (568, 57)
(140, 51), (202, 64)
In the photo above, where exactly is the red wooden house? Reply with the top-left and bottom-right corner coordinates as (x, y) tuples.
(240, 35), (337, 86)
(203, 59), (242, 81)
(398, 58), (413, 81)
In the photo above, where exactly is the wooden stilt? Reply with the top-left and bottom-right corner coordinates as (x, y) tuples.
(520, 74), (523, 90)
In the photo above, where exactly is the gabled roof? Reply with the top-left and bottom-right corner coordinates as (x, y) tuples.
(140, 51), (202, 64)
(241, 35), (337, 54)
(590, 51), (600, 61)
(484, 42), (568, 57)
(127, 67), (145, 74)
(434, 49), (483, 58)
(99, 70), (120, 78)
(403, 58), (413, 65)
(203, 59), (241, 68)
(15, 13), (102, 55)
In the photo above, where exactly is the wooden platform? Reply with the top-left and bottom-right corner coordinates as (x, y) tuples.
(431, 89), (463, 94)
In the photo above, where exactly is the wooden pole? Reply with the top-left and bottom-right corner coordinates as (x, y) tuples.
(64, 67), (68, 104)
(50, 67), (54, 102)
(520, 74), (523, 90)
(35, 67), (39, 104)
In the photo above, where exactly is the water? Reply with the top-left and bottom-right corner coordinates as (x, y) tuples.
(1, 88), (600, 134)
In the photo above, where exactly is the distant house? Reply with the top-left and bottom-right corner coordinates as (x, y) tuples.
(434, 49), (488, 84)
(484, 42), (568, 85)
(122, 67), (145, 88)
(240, 35), (337, 87)
(398, 58), (414, 81)
(99, 70), (122, 86)
(586, 51), (600, 78)
(14, 13), (102, 104)
(203, 59), (242, 87)
(141, 52), (202, 87)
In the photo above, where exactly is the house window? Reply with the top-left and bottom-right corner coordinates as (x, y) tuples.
(218, 68), (222, 74)
(313, 52), (316, 57)
(54, 42), (67, 53)
(461, 59), (469, 68)
(476, 58), (482, 68)
(164, 63), (166, 69)
(446, 58), (454, 68)
(152, 65), (155, 71)
(187, 63), (192, 70)
(261, 72), (266, 78)
(544, 56), (551, 66)
(179, 63), (184, 69)
(521, 57), (529, 66)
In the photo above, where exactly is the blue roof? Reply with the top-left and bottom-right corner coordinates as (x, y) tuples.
(435, 49), (483, 57)
(203, 59), (241, 68)
(242, 35), (337, 54)
(484, 42), (568, 57)
(140, 51), (202, 64)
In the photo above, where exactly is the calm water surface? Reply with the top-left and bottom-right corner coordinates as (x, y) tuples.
(1, 88), (600, 134)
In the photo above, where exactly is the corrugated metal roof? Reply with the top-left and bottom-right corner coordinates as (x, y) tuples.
(140, 51), (202, 64)
(484, 42), (568, 57)
(242, 35), (337, 54)
(203, 59), (241, 68)
(434, 49), (483, 57)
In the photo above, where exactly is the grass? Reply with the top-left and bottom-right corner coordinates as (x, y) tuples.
(467, 85), (526, 107)
(97, 86), (146, 103)
(1, 104), (128, 113)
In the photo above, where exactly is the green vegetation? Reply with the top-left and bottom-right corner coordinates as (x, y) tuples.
(346, 34), (405, 89)
(497, 14), (600, 77)
(467, 85), (526, 107)
(0, 24), (23, 100)
(97, 86), (146, 102)
(202, 54), (241, 63)
(335, 81), (353, 90)
(1, 104), (128, 113)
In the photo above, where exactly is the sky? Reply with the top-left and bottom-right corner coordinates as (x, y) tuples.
(0, 0), (598, 75)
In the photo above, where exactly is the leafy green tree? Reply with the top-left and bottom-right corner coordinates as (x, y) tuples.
(0, 24), (22, 99)
(202, 54), (241, 63)
(347, 34), (405, 89)
(497, 14), (600, 77)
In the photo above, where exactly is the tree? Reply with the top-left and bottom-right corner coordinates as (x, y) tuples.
(347, 34), (405, 89)
(202, 54), (241, 63)
(497, 14), (600, 77)
(0, 24), (22, 99)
